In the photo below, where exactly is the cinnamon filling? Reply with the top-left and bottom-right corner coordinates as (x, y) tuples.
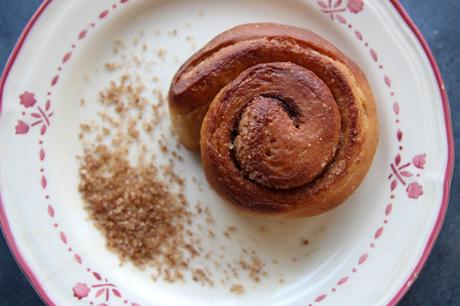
(227, 63), (341, 190)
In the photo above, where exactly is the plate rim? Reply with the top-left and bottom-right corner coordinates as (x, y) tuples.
(387, 1), (454, 304)
(0, 2), (56, 306)
(0, 1), (454, 305)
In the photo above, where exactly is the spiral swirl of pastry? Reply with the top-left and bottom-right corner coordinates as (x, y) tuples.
(169, 23), (378, 217)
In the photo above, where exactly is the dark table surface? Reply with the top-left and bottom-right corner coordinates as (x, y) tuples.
(0, 1), (458, 305)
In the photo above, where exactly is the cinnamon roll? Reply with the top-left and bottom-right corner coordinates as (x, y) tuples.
(169, 23), (378, 217)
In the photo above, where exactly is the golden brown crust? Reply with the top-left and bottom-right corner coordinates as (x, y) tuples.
(169, 23), (378, 217)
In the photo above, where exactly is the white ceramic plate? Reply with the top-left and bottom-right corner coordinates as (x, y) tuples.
(0, 1), (454, 305)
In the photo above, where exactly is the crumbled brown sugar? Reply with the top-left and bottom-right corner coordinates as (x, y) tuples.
(79, 145), (191, 266)
(192, 268), (213, 286)
(78, 71), (212, 283)
(161, 164), (185, 186)
(230, 284), (245, 294)
(80, 123), (91, 132)
(171, 150), (183, 161)
(156, 48), (167, 60)
(239, 254), (266, 282)
(105, 62), (120, 71)
(223, 225), (238, 238)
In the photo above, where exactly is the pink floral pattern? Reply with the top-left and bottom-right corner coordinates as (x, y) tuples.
(19, 91), (36, 108)
(412, 154), (426, 169)
(12, 1), (138, 305)
(347, 0), (364, 14)
(73, 283), (90, 300)
(388, 153), (426, 198)
(406, 182), (424, 199)
(15, 120), (29, 134)
(73, 273), (124, 304)
(15, 91), (53, 135)
(317, 0), (364, 20)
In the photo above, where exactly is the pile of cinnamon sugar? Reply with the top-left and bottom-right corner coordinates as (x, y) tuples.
(78, 71), (213, 284)
(79, 145), (191, 268)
